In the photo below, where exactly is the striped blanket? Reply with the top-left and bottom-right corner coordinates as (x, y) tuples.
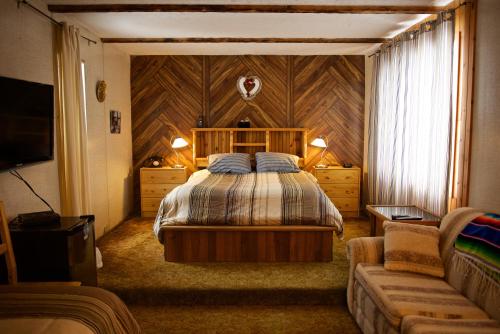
(154, 170), (343, 242)
(455, 213), (500, 278)
(0, 285), (141, 334)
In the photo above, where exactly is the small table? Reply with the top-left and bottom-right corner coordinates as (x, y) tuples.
(5, 215), (97, 285)
(366, 205), (441, 236)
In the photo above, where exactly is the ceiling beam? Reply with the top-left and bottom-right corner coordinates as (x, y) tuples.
(100, 37), (390, 44)
(48, 4), (446, 14)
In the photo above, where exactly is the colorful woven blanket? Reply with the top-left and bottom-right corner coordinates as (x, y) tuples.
(455, 213), (500, 276)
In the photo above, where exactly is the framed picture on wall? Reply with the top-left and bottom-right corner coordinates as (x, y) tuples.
(110, 110), (121, 134)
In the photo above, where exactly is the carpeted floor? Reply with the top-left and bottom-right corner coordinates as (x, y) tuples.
(97, 218), (370, 333)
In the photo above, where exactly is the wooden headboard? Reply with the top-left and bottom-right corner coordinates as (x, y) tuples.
(192, 128), (308, 168)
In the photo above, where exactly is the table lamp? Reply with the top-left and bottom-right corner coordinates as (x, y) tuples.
(311, 136), (328, 168)
(170, 136), (188, 168)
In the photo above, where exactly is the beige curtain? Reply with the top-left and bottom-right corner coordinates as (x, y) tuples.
(54, 23), (91, 216)
(368, 12), (455, 216)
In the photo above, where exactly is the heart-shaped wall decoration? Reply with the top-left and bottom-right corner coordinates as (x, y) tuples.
(237, 76), (262, 101)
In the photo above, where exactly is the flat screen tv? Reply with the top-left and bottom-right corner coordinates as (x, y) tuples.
(0, 76), (54, 171)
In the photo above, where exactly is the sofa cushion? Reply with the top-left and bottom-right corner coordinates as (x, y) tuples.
(355, 263), (490, 328)
(384, 221), (444, 278)
(401, 316), (500, 334)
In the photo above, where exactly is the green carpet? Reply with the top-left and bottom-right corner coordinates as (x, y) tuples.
(97, 218), (370, 333)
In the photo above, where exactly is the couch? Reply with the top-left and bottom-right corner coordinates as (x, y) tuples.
(346, 207), (500, 334)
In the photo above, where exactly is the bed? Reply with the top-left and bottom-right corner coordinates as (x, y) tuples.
(153, 128), (345, 262)
(0, 285), (141, 334)
(154, 169), (343, 262)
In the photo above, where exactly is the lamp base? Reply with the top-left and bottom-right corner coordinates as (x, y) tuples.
(173, 164), (185, 169)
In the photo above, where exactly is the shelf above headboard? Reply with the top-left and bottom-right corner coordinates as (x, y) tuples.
(191, 128), (308, 168)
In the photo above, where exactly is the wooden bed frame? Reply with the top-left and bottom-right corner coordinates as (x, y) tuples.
(162, 127), (335, 262)
(162, 225), (334, 262)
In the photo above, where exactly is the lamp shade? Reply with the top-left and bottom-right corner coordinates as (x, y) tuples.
(311, 136), (328, 148)
(171, 137), (189, 149)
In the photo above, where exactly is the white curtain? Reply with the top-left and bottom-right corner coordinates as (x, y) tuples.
(368, 12), (455, 216)
(54, 23), (91, 216)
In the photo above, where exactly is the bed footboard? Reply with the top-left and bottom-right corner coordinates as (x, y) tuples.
(161, 226), (334, 262)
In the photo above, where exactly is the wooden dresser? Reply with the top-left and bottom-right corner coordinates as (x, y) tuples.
(314, 166), (361, 217)
(140, 167), (188, 217)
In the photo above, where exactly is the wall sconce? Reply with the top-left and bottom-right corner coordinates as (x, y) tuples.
(311, 136), (329, 168)
(170, 136), (189, 168)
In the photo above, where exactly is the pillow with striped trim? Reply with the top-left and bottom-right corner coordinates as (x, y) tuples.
(207, 153), (252, 174)
(383, 221), (444, 278)
(255, 152), (300, 173)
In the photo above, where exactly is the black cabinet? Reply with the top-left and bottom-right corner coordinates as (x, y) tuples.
(7, 216), (97, 286)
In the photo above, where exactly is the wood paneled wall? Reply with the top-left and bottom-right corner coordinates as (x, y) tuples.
(132, 55), (365, 210)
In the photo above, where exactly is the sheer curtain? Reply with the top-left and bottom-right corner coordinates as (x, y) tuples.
(368, 12), (455, 216)
(54, 23), (91, 216)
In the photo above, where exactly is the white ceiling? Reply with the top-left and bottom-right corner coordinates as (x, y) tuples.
(46, 0), (453, 55)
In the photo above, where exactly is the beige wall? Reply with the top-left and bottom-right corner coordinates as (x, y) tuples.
(103, 44), (133, 233)
(0, 0), (61, 218)
(0, 0), (133, 237)
(469, 0), (500, 213)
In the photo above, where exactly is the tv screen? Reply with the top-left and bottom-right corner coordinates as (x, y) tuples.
(0, 76), (54, 171)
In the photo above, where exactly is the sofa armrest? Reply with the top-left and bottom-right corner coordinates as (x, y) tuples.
(346, 236), (384, 313)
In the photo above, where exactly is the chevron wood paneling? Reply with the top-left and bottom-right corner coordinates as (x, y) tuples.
(293, 55), (365, 170)
(131, 55), (364, 212)
(209, 56), (288, 128)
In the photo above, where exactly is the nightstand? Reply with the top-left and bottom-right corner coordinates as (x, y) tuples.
(140, 167), (188, 217)
(314, 166), (361, 217)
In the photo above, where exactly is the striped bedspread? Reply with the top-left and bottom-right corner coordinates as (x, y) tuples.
(153, 170), (343, 242)
(455, 213), (500, 277)
(0, 285), (141, 334)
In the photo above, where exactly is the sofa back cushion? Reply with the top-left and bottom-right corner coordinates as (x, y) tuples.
(384, 221), (444, 278)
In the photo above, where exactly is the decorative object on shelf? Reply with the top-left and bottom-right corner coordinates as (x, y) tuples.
(171, 136), (189, 168)
(342, 162), (353, 168)
(237, 117), (251, 128)
(311, 136), (329, 168)
(237, 76), (262, 101)
(197, 115), (204, 128)
(110, 110), (121, 134)
(96, 80), (106, 102)
(144, 155), (164, 168)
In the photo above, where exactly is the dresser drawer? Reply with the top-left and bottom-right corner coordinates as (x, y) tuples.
(141, 183), (179, 198)
(141, 197), (163, 212)
(320, 184), (359, 198)
(316, 169), (359, 184)
(141, 211), (158, 218)
(329, 197), (359, 212)
(141, 169), (186, 184)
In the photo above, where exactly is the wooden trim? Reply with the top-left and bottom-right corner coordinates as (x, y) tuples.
(448, 0), (477, 210)
(192, 128), (308, 132)
(101, 38), (389, 44)
(49, 4), (446, 14)
(232, 143), (267, 147)
(162, 225), (335, 232)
